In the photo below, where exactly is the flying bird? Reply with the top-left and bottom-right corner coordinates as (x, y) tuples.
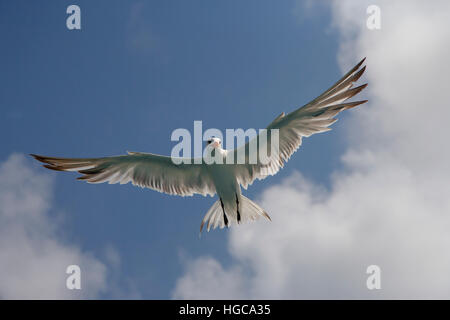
(31, 58), (367, 233)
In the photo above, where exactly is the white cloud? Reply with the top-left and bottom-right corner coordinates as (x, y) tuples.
(173, 0), (450, 299)
(172, 257), (247, 300)
(0, 154), (108, 299)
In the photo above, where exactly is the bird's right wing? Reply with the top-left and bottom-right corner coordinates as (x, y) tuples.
(230, 58), (368, 189)
(31, 152), (215, 197)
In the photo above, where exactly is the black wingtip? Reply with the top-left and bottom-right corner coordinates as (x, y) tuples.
(30, 154), (51, 165)
(353, 57), (367, 73)
(359, 65), (367, 75)
(352, 83), (368, 93)
(359, 57), (367, 66)
(346, 99), (369, 110)
(358, 99), (369, 105)
(200, 221), (205, 234)
(43, 164), (63, 171)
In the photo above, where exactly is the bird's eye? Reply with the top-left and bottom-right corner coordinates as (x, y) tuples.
(207, 140), (212, 144)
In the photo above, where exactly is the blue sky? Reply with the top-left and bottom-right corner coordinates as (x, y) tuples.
(0, 1), (362, 298)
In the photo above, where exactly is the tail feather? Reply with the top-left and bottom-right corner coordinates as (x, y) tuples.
(200, 195), (271, 233)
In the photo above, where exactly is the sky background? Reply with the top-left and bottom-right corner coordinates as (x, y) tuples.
(1, 0), (450, 299)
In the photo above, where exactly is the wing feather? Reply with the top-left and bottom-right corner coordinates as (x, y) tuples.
(31, 152), (215, 197)
(232, 58), (368, 189)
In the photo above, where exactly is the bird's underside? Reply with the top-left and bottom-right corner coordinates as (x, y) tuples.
(31, 58), (368, 233)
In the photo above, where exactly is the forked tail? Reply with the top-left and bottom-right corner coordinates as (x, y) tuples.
(200, 195), (271, 233)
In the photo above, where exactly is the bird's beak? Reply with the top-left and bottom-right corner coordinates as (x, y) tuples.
(212, 141), (220, 148)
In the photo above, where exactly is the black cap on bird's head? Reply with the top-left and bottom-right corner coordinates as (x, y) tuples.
(206, 136), (221, 148)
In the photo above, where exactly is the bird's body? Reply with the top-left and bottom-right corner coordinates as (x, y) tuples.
(204, 148), (244, 226)
(31, 59), (368, 233)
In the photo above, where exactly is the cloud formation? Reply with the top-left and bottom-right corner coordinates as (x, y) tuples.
(0, 154), (107, 299)
(173, 0), (450, 299)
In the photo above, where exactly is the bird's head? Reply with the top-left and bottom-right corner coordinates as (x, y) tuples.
(206, 137), (222, 149)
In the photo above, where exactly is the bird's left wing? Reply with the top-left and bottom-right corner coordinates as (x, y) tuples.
(230, 58), (368, 189)
(31, 152), (215, 197)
